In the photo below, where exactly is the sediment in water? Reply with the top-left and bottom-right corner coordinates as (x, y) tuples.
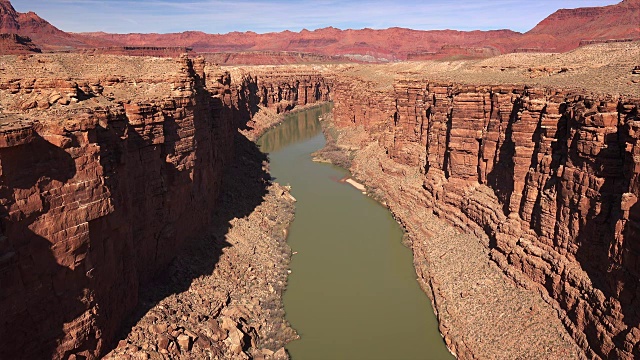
(105, 131), (298, 359)
(313, 112), (584, 359)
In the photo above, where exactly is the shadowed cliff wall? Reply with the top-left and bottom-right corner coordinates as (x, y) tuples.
(0, 56), (330, 359)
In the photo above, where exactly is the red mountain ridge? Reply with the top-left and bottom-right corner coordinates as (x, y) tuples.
(1, 0), (639, 61)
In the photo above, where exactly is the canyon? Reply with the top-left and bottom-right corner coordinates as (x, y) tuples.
(1, 0), (639, 359)
(0, 54), (329, 359)
(319, 42), (640, 359)
(1, 41), (638, 359)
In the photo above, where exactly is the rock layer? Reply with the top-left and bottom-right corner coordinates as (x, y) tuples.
(329, 72), (640, 358)
(78, 46), (194, 57)
(1, 48), (637, 359)
(229, 66), (332, 136)
(103, 141), (298, 360)
(0, 33), (40, 54)
(0, 54), (330, 359)
(0, 55), (238, 359)
(203, 51), (341, 66)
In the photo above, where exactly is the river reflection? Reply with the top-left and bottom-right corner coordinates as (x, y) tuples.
(257, 104), (329, 153)
(258, 104), (453, 360)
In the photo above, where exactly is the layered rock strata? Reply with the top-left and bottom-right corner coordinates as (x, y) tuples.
(0, 54), (237, 359)
(102, 68), (331, 360)
(2, 47), (636, 360)
(329, 72), (640, 359)
(203, 51), (340, 66)
(0, 54), (330, 359)
(229, 66), (332, 136)
(234, 67), (332, 113)
(77, 46), (194, 57)
(0, 33), (40, 54)
(104, 139), (298, 360)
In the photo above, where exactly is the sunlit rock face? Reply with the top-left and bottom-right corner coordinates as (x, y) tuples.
(0, 53), (333, 359)
(0, 55), (234, 359)
(331, 72), (640, 359)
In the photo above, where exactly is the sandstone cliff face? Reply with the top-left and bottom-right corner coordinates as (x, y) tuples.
(0, 55), (237, 359)
(0, 33), (40, 54)
(0, 54), (331, 359)
(331, 76), (640, 359)
(230, 67), (332, 137)
(240, 68), (331, 112)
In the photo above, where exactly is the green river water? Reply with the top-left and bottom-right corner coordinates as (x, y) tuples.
(257, 104), (453, 360)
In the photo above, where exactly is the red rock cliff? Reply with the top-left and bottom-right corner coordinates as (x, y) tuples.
(0, 54), (331, 359)
(0, 55), (238, 359)
(0, 32), (40, 54)
(331, 74), (640, 359)
(230, 66), (332, 137)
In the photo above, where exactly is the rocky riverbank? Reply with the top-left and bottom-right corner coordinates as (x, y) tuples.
(102, 99), (334, 360)
(313, 113), (585, 359)
(322, 42), (640, 358)
(104, 131), (298, 360)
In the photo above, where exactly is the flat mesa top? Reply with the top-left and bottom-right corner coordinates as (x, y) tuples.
(0, 54), (199, 127)
(0, 41), (638, 130)
(334, 41), (640, 97)
(0, 54), (180, 80)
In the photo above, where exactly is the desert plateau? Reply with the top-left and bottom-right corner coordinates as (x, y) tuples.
(0, 0), (639, 359)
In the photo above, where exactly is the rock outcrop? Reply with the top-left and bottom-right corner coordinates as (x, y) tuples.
(329, 68), (640, 358)
(0, 53), (331, 359)
(0, 55), (236, 359)
(229, 66), (332, 136)
(247, 69), (331, 112)
(103, 142), (298, 360)
(0, 33), (40, 54)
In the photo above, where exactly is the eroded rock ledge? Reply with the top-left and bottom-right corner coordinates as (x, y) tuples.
(0, 54), (330, 359)
(1, 46), (638, 359)
(327, 67), (639, 359)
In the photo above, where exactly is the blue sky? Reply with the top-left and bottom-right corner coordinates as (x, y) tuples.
(11, 0), (621, 34)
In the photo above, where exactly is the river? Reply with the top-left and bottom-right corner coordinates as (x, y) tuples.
(257, 104), (453, 360)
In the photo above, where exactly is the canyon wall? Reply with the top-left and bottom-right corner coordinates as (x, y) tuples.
(230, 67), (332, 137)
(0, 56), (237, 359)
(4, 49), (636, 359)
(0, 55), (330, 359)
(331, 76), (639, 359)
(237, 68), (332, 113)
(0, 33), (40, 54)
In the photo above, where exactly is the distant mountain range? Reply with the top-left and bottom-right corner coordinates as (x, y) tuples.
(0, 0), (638, 60)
